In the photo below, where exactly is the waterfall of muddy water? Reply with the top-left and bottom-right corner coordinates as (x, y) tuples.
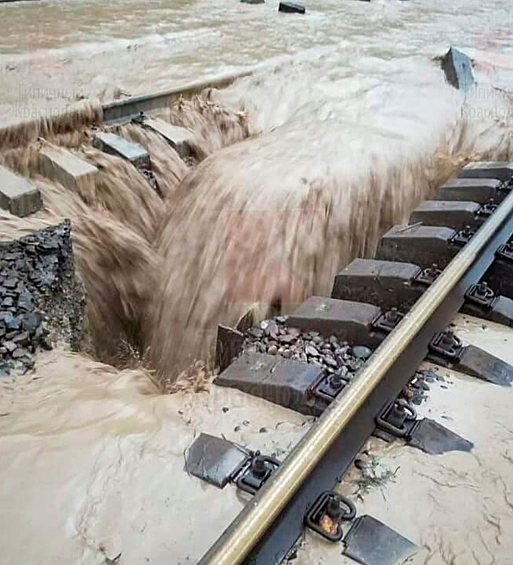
(0, 0), (513, 563)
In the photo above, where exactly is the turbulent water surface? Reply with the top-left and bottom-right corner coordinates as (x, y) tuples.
(0, 0), (513, 563)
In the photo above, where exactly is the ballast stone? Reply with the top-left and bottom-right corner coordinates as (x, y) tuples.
(92, 132), (150, 169)
(39, 147), (98, 194)
(279, 2), (306, 14)
(0, 165), (42, 217)
(241, 0), (265, 4)
(144, 118), (194, 159)
(441, 47), (474, 91)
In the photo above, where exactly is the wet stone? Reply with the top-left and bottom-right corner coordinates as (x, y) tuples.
(17, 293), (33, 310)
(247, 327), (264, 339)
(241, 316), (371, 380)
(12, 348), (27, 359)
(352, 345), (372, 360)
(0, 221), (86, 376)
(13, 332), (29, 346)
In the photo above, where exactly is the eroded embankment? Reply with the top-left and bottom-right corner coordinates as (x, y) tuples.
(1, 69), (513, 384)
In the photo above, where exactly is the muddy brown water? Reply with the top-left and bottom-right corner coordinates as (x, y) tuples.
(0, 0), (513, 563)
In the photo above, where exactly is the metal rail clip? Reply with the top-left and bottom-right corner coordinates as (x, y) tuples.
(308, 371), (350, 404)
(233, 452), (281, 495)
(305, 491), (356, 542)
(498, 179), (513, 193)
(415, 264), (442, 286)
(375, 399), (418, 438)
(465, 282), (497, 309)
(451, 226), (475, 246)
(476, 199), (498, 218)
(496, 241), (513, 262)
(429, 331), (463, 361)
(372, 308), (404, 334)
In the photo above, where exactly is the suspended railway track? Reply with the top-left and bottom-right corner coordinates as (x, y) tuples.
(195, 160), (513, 565)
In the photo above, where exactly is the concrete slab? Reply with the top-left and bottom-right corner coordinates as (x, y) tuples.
(441, 47), (474, 91)
(93, 132), (150, 169)
(376, 225), (457, 269)
(436, 178), (505, 203)
(459, 161), (513, 182)
(215, 352), (323, 415)
(39, 146), (98, 194)
(0, 165), (42, 217)
(409, 200), (482, 230)
(287, 296), (381, 345)
(144, 118), (194, 159)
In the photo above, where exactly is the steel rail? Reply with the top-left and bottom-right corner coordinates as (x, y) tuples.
(198, 188), (513, 565)
(102, 68), (254, 123)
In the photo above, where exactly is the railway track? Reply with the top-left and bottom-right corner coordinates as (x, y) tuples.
(1, 80), (512, 563)
(191, 160), (513, 565)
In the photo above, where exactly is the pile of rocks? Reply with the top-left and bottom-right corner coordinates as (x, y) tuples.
(0, 220), (86, 377)
(242, 316), (437, 406)
(242, 316), (371, 380)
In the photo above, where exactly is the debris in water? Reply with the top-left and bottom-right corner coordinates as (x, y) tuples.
(440, 47), (475, 91)
(352, 454), (400, 501)
(279, 2), (306, 14)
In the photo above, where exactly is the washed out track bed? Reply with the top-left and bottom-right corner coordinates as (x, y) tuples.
(193, 160), (513, 565)
(1, 91), (513, 564)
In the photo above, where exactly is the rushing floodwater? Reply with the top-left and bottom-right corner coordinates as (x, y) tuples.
(1, 0), (513, 564)
(0, 0), (512, 124)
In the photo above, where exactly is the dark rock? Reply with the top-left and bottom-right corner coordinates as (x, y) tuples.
(441, 47), (474, 91)
(21, 312), (40, 334)
(0, 221), (86, 376)
(5, 315), (20, 331)
(12, 348), (27, 359)
(279, 1), (306, 13)
(247, 327), (264, 339)
(40, 337), (53, 351)
(324, 355), (338, 367)
(13, 332), (29, 346)
(278, 333), (296, 344)
(241, 0), (265, 3)
(17, 292), (33, 310)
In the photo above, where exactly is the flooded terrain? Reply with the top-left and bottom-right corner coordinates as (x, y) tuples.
(0, 0), (513, 563)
